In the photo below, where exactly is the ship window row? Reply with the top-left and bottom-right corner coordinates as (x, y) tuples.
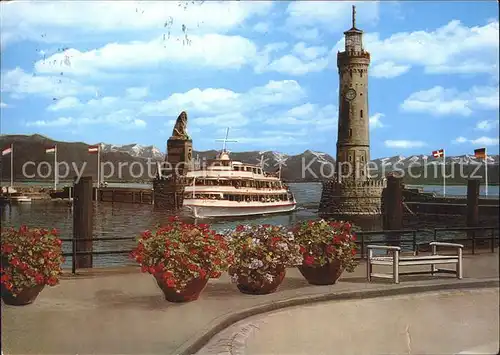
(190, 179), (283, 189)
(233, 166), (263, 174)
(186, 194), (293, 202)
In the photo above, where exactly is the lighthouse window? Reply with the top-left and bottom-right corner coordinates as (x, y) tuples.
(360, 71), (363, 78)
(360, 109), (364, 118)
(361, 156), (365, 162)
(349, 155), (352, 162)
(349, 70), (352, 78)
(349, 129), (352, 137)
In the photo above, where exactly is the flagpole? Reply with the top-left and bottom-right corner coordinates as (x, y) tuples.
(10, 143), (13, 189)
(95, 145), (101, 201)
(442, 150), (446, 197)
(485, 147), (488, 197)
(54, 144), (58, 191)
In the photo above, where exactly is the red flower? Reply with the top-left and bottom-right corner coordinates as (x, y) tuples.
(34, 274), (44, 285)
(199, 269), (207, 279)
(141, 265), (148, 273)
(304, 255), (315, 266)
(47, 276), (58, 286)
(209, 271), (222, 278)
(166, 278), (176, 287)
(299, 246), (306, 253)
(236, 225), (244, 232)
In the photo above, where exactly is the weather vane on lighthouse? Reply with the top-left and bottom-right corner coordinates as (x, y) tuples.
(352, 5), (356, 28)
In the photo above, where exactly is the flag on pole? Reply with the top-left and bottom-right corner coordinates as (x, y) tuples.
(88, 145), (99, 154)
(432, 149), (444, 158)
(45, 146), (56, 154)
(474, 148), (486, 159)
(432, 148), (446, 196)
(2, 146), (12, 156)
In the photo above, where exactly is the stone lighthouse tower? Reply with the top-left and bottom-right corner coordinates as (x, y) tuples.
(319, 6), (385, 217)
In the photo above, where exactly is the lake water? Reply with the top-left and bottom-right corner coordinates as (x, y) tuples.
(1, 182), (498, 267)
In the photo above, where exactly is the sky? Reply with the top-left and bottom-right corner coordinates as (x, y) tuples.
(0, 0), (499, 159)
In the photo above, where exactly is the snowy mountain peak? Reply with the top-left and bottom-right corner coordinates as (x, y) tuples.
(100, 143), (164, 159)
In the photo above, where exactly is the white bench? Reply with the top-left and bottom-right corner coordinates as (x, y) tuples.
(367, 242), (463, 284)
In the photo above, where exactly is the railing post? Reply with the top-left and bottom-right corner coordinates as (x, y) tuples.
(73, 176), (93, 269)
(72, 236), (76, 274)
(433, 229), (437, 242)
(361, 234), (365, 259)
(472, 230), (476, 255)
(491, 228), (495, 253)
(412, 231), (417, 255)
(467, 179), (479, 242)
(382, 175), (403, 247)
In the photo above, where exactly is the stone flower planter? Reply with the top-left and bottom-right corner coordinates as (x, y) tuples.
(235, 268), (286, 295)
(154, 273), (208, 302)
(1, 284), (45, 306)
(298, 258), (343, 285)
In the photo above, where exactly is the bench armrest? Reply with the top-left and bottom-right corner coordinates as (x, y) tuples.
(367, 245), (401, 251)
(429, 242), (464, 248)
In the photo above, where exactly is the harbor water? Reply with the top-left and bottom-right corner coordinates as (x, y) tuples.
(1, 183), (498, 267)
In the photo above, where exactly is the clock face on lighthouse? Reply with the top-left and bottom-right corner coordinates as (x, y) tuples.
(345, 88), (356, 101)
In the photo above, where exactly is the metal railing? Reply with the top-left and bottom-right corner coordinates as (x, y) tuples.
(433, 226), (499, 255)
(60, 226), (499, 274)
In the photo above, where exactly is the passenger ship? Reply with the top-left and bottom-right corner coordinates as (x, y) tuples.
(182, 150), (296, 218)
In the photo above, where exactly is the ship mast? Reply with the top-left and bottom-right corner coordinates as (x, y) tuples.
(215, 127), (238, 156)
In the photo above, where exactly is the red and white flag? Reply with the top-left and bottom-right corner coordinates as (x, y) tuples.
(88, 145), (99, 154)
(2, 146), (12, 156)
(45, 146), (56, 154)
(432, 149), (444, 158)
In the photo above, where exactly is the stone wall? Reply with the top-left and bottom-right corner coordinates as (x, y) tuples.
(152, 176), (188, 211)
(319, 179), (385, 216)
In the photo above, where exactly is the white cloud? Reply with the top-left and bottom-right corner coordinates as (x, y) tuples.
(0, 102), (7, 108)
(286, 103), (317, 117)
(26, 117), (74, 127)
(330, 20), (499, 79)
(1, 1), (273, 47)
(453, 136), (499, 146)
(193, 113), (249, 127)
(253, 22), (270, 33)
(453, 136), (468, 144)
(471, 136), (499, 146)
(265, 103), (337, 131)
(141, 80), (306, 117)
(285, 2), (379, 39)
(47, 97), (81, 111)
(475, 120), (499, 132)
(292, 42), (328, 61)
(370, 61), (411, 79)
(35, 35), (259, 76)
(361, 20), (499, 78)
(1, 67), (97, 98)
(369, 113), (385, 129)
(384, 140), (427, 149)
(257, 42), (330, 75)
(400, 85), (499, 116)
(126, 87), (149, 100)
(28, 111), (147, 130)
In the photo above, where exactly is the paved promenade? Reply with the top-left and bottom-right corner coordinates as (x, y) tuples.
(199, 288), (499, 355)
(2, 252), (499, 355)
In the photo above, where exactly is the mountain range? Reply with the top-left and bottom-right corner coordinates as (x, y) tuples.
(0, 134), (498, 184)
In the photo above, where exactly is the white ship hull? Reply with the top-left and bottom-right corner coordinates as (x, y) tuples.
(184, 201), (296, 218)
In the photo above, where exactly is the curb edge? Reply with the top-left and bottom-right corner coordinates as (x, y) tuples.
(176, 279), (500, 355)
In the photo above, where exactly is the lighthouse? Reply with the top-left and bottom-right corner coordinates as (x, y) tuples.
(319, 6), (386, 218)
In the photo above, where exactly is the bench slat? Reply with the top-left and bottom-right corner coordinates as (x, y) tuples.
(399, 259), (458, 266)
